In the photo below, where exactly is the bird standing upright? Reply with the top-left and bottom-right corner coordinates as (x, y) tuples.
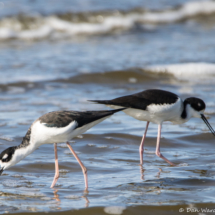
(89, 89), (215, 166)
(0, 108), (125, 189)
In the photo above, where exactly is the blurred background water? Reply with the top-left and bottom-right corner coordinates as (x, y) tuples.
(0, 0), (215, 214)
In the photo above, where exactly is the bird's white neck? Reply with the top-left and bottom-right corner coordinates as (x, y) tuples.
(180, 103), (200, 122)
(6, 142), (37, 170)
(170, 103), (195, 125)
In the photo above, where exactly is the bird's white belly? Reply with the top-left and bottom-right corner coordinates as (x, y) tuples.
(124, 108), (151, 121)
(107, 105), (154, 122)
(31, 116), (109, 146)
(108, 98), (183, 124)
(65, 116), (110, 141)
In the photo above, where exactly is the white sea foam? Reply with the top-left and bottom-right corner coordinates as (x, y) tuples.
(0, 0), (215, 40)
(0, 136), (14, 142)
(65, 195), (81, 199)
(2, 179), (22, 188)
(146, 62), (215, 80)
(104, 206), (126, 215)
(59, 169), (69, 173)
(140, 0), (215, 24)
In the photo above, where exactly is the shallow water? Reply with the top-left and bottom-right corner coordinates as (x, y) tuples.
(0, 0), (215, 214)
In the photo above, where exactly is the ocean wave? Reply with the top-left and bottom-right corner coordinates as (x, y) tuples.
(56, 63), (215, 84)
(1, 0), (215, 40)
(56, 69), (171, 85)
(146, 62), (215, 80)
(1, 63), (214, 86)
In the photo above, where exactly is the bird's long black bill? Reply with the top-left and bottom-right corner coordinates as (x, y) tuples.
(201, 114), (215, 136)
(0, 167), (4, 176)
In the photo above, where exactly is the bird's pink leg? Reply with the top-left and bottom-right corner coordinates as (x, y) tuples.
(50, 143), (60, 188)
(139, 121), (150, 165)
(155, 124), (175, 166)
(66, 142), (88, 189)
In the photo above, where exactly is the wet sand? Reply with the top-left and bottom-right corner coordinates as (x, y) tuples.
(9, 204), (215, 215)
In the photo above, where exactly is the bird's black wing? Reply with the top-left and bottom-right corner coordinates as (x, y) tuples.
(39, 108), (125, 128)
(89, 89), (178, 110)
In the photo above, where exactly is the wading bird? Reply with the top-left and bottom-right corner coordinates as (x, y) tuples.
(89, 89), (215, 166)
(0, 108), (125, 189)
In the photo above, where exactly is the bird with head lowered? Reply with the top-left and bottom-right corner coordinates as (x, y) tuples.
(0, 108), (125, 189)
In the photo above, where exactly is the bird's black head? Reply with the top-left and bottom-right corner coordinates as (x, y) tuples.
(0, 146), (16, 175)
(184, 97), (215, 136)
(184, 97), (206, 112)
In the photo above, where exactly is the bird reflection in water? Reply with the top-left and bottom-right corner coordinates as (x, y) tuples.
(52, 189), (61, 210)
(139, 166), (164, 181)
(156, 168), (162, 179)
(52, 189), (89, 208)
(139, 165), (145, 180)
(53, 189), (60, 202)
(82, 195), (90, 207)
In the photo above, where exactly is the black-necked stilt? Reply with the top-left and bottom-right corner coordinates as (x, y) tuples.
(89, 89), (215, 166)
(0, 108), (125, 189)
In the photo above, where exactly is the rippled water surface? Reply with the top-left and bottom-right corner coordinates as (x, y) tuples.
(0, 0), (215, 214)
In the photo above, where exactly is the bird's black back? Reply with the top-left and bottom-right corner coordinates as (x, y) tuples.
(90, 89), (179, 110)
(38, 109), (124, 128)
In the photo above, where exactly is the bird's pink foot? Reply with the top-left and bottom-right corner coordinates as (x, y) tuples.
(155, 151), (175, 166)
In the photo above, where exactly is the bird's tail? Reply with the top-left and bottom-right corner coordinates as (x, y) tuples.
(107, 107), (127, 114)
(88, 99), (113, 105)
